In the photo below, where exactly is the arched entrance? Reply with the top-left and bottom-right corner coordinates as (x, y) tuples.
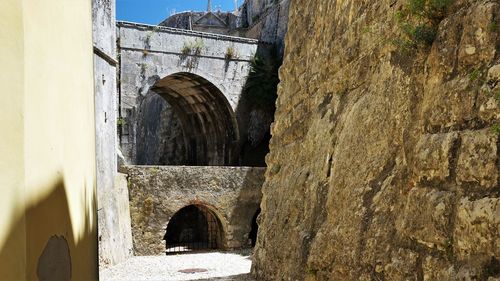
(164, 205), (224, 254)
(147, 72), (239, 166)
(248, 208), (261, 247)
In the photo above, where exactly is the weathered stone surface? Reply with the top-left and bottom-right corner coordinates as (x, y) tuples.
(97, 173), (133, 268)
(457, 129), (498, 189)
(454, 197), (499, 262)
(243, 0), (291, 55)
(122, 166), (265, 256)
(252, 0), (500, 280)
(135, 93), (186, 165)
(422, 256), (455, 281)
(92, 0), (116, 55)
(383, 249), (419, 281)
(421, 79), (477, 131)
(93, 0), (133, 268)
(397, 188), (454, 249)
(479, 64), (500, 122)
(413, 133), (458, 183)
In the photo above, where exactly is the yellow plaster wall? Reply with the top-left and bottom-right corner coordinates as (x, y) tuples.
(0, 0), (98, 280)
(0, 0), (26, 279)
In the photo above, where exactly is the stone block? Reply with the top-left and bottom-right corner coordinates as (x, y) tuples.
(422, 256), (455, 281)
(487, 64), (500, 83)
(457, 129), (498, 189)
(398, 187), (454, 249)
(454, 197), (499, 261)
(421, 80), (476, 131)
(383, 248), (419, 281)
(455, 264), (483, 281)
(457, 3), (498, 70)
(414, 133), (458, 182)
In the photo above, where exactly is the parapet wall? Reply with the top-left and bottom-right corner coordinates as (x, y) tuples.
(121, 165), (265, 255)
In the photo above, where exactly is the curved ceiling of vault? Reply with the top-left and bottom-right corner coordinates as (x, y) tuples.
(151, 72), (239, 166)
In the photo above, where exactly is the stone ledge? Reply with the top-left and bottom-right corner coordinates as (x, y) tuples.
(117, 21), (260, 45)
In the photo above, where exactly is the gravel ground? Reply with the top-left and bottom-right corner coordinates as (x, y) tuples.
(100, 251), (256, 281)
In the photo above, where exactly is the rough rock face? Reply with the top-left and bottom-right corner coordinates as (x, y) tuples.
(253, 0), (500, 280)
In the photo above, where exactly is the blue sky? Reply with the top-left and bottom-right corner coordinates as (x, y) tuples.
(117, 0), (239, 25)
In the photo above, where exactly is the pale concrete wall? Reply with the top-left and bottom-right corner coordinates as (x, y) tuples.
(93, 0), (134, 268)
(0, 1), (98, 280)
(121, 166), (265, 256)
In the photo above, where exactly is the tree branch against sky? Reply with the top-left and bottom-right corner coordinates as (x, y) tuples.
(117, 0), (239, 25)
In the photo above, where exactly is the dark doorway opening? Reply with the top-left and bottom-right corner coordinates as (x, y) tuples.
(249, 208), (261, 247)
(164, 205), (222, 254)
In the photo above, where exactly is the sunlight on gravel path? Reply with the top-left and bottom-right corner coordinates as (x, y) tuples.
(100, 251), (256, 281)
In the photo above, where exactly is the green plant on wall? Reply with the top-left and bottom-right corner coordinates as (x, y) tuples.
(117, 117), (126, 126)
(181, 38), (205, 56)
(225, 46), (237, 60)
(244, 47), (281, 109)
(491, 123), (500, 135)
(393, 0), (454, 50)
(488, 21), (499, 32)
(494, 90), (500, 103)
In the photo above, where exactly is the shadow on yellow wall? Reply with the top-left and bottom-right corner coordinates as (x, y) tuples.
(0, 177), (97, 281)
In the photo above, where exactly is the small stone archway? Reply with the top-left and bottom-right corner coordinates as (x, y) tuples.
(151, 72), (240, 166)
(163, 204), (226, 254)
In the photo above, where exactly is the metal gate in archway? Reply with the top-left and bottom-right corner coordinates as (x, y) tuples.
(164, 205), (221, 254)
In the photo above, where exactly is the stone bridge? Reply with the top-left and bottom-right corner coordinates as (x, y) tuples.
(121, 165), (265, 256)
(117, 22), (261, 167)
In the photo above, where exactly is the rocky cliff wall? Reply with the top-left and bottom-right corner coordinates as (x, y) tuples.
(253, 0), (500, 280)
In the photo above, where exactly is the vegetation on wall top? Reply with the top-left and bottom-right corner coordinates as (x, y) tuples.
(394, 0), (454, 50)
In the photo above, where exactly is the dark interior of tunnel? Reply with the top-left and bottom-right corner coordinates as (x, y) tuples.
(240, 132), (270, 167)
(163, 205), (220, 253)
(249, 208), (261, 247)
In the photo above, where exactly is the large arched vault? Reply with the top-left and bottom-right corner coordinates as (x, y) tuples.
(117, 22), (259, 166)
(152, 73), (239, 166)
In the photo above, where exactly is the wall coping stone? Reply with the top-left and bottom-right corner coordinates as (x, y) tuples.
(117, 21), (261, 45)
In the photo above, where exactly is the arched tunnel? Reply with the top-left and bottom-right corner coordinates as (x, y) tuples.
(149, 72), (239, 166)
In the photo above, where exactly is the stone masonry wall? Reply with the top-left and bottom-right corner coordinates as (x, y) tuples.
(121, 166), (265, 256)
(253, 0), (500, 280)
(242, 0), (290, 55)
(117, 22), (259, 165)
(93, 0), (133, 267)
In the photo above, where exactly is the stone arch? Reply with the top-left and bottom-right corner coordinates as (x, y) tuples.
(151, 72), (239, 166)
(163, 204), (226, 253)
